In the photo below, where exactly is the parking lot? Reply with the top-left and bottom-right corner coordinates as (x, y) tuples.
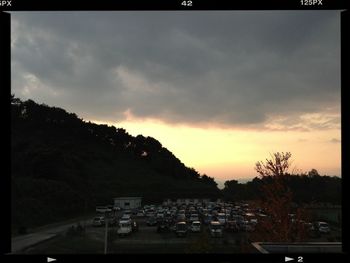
(86, 218), (246, 253)
(20, 200), (341, 254)
(85, 201), (263, 253)
(87, 214), (249, 253)
(85, 201), (340, 253)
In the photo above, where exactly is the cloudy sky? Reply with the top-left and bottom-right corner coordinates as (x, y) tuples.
(11, 11), (341, 186)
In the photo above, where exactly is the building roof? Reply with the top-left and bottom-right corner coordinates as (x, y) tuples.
(251, 242), (342, 254)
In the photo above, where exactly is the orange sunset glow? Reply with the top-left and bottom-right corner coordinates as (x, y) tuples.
(92, 113), (341, 187)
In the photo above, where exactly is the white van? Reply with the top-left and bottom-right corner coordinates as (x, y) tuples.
(117, 220), (132, 236)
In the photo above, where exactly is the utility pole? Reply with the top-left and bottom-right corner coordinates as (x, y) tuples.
(104, 212), (108, 254)
(84, 198), (87, 230)
(224, 202), (226, 225)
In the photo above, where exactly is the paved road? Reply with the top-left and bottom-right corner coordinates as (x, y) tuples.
(11, 218), (92, 253)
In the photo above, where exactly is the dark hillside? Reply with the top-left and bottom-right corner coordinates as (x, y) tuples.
(11, 96), (220, 229)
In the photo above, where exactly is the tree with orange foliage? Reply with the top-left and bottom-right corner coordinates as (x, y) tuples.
(251, 152), (309, 242)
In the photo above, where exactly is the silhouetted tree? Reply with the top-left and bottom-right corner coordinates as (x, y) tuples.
(308, 168), (320, 178)
(201, 174), (217, 187)
(222, 180), (240, 200)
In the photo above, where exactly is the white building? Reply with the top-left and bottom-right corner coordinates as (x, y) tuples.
(113, 197), (142, 210)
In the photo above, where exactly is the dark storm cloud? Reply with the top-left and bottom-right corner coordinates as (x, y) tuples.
(11, 11), (341, 129)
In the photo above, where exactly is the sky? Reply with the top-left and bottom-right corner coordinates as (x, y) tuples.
(10, 11), (341, 187)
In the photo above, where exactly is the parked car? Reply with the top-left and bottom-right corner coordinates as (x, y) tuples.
(146, 212), (156, 218)
(243, 221), (255, 232)
(96, 206), (111, 214)
(113, 206), (121, 211)
(123, 210), (132, 217)
(146, 217), (158, 226)
(217, 213), (228, 225)
(209, 221), (223, 237)
(303, 222), (315, 231)
(157, 220), (170, 233)
(191, 221), (201, 232)
(189, 214), (200, 223)
(316, 221), (330, 233)
(175, 221), (188, 237)
(136, 211), (145, 217)
(178, 210), (186, 216)
(225, 220), (239, 232)
(301, 222), (314, 236)
(250, 218), (258, 225)
(156, 212), (164, 219)
(164, 211), (172, 218)
(92, 216), (105, 227)
(121, 214), (131, 221)
(107, 216), (117, 226)
(203, 214), (213, 225)
(177, 214), (186, 222)
(132, 209), (138, 216)
(235, 216), (246, 230)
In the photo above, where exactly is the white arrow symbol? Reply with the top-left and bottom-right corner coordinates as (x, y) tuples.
(47, 257), (56, 262)
(285, 257), (294, 262)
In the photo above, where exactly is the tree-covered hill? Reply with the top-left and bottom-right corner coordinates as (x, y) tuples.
(11, 96), (220, 229)
(222, 169), (341, 205)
